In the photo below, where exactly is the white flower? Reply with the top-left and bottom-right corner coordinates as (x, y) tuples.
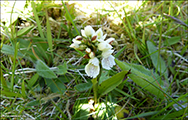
(98, 41), (112, 51)
(101, 49), (114, 58)
(81, 25), (95, 37)
(106, 37), (115, 44)
(101, 55), (116, 70)
(70, 38), (82, 49)
(95, 28), (107, 42)
(85, 57), (100, 78)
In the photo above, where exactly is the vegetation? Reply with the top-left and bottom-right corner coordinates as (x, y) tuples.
(1, 1), (187, 119)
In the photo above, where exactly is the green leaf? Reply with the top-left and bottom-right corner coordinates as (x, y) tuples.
(1, 44), (23, 57)
(45, 78), (66, 94)
(154, 108), (187, 119)
(115, 59), (165, 99)
(56, 62), (68, 75)
(31, 2), (45, 38)
(27, 73), (39, 88)
(26, 100), (45, 107)
(36, 60), (57, 78)
(163, 36), (181, 46)
(46, 12), (53, 57)
(126, 111), (159, 119)
(21, 80), (26, 99)
(1, 91), (22, 98)
(13, 25), (34, 38)
(114, 45), (126, 58)
(0, 68), (9, 91)
(147, 41), (168, 78)
(74, 82), (93, 92)
(98, 70), (128, 97)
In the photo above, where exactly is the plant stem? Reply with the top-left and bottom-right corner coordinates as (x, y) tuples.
(92, 77), (98, 105)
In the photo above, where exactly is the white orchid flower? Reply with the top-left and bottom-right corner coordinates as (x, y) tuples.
(85, 57), (100, 78)
(101, 55), (116, 70)
(95, 28), (107, 42)
(98, 41), (112, 51)
(81, 25), (95, 38)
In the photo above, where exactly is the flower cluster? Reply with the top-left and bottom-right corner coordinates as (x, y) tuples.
(70, 25), (116, 78)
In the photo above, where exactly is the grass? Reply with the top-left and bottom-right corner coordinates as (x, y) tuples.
(1, 1), (188, 120)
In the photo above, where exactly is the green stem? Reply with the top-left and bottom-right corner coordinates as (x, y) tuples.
(92, 77), (98, 105)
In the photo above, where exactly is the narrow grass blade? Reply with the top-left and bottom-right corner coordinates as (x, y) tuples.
(46, 10), (54, 58)
(62, 1), (79, 35)
(21, 80), (26, 99)
(31, 2), (45, 38)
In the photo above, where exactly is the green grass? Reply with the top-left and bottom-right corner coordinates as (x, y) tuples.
(1, 1), (188, 119)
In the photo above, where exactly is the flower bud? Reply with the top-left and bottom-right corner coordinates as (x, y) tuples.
(106, 38), (115, 45)
(91, 35), (97, 42)
(75, 36), (82, 41)
(89, 52), (95, 59)
(85, 47), (91, 54)
(83, 54), (90, 59)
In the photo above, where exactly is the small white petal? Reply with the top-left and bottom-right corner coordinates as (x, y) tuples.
(106, 38), (115, 44)
(70, 43), (79, 49)
(84, 25), (95, 37)
(101, 55), (116, 70)
(81, 30), (86, 37)
(73, 39), (81, 44)
(96, 28), (103, 39)
(85, 57), (100, 78)
(98, 41), (112, 51)
(89, 52), (95, 59)
(102, 49), (114, 58)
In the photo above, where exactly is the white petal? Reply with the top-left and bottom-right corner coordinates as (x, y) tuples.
(96, 28), (103, 39)
(85, 57), (100, 78)
(106, 38), (115, 44)
(89, 52), (95, 59)
(102, 49), (114, 58)
(89, 57), (99, 66)
(84, 25), (95, 37)
(98, 41), (112, 51)
(101, 55), (116, 70)
(70, 43), (79, 49)
(81, 30), (86, 37)
(73, 39), (81, 44)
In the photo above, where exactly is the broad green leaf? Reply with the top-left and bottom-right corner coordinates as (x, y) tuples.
(147, 41), (168, 79)
(13, 25), (34, 38)
(1, 44), (23, 57)
(21, 80), (26, 99)
(115, 59), (165, 99)
(98, 70), (109, 85)
(36, 60), (57, 78)
(98, 70), (128, 97)
(45, 78), (66, 94)
(27, 73), (39, 88)
(56, 62), (68, 75)
(74, 82), (93, 92)
(164, 36), (181, 46)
